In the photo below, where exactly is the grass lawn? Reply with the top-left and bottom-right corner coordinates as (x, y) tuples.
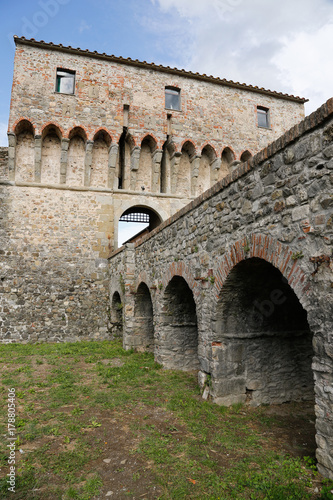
(0, 340), (332, 499)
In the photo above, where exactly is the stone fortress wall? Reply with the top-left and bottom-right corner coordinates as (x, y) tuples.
(109, 99), (333, 479)
(0, 36), (305, 343)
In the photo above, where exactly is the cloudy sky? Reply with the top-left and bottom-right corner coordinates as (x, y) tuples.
(0, 0), (332, 150)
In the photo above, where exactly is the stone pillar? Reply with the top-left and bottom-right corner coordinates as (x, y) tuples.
(170, 151), (181, 194)
(130, 146), (141, 191)
(34, 135), (42, 183)
(211, 157), (221, 183)
(84, 140), (94, 187)
(108, 143), (119, 189)
(191, 155), (201, 197)
(122, 243), (137, 350)
(7, 132), (16, 181)
(60, 138), (69, 185)
(151, 149), (163, 193)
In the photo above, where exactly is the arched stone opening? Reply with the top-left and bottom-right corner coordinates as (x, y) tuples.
(134, 282), (154, 352)
(157, 276), (199, 371)
(137, 135), (157, 192)
(199, 145), (216, 193)
(91, 130), (111, 187)
(110, 292), (123, 339)
(41, 125), (62, 184)
(179, 141), (195, 196)
(212, 257), (314, 407)
(67, 127), (87, 187)
(118, 131), (134, 190)
(15, 120), (35, 182)
(220, 146), (235, 179)
(240, 150), (252, 162)
(117, 205), (163, 247)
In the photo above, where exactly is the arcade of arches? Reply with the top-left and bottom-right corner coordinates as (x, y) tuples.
(9, 119), (250, 197)
(109, 104), (333, 479)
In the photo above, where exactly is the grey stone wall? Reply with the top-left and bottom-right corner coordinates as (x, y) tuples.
(0, 185), (112, 343)
(109, 98), (333, 479)
(0, 148), (8, 179)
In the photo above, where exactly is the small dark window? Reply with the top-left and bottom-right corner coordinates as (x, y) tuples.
(56, 68), (75, 94)
(165, 87), (181, 111)
(257, 106), (270, 128)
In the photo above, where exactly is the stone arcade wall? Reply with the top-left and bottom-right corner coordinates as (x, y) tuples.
(109, 99), (333, 479)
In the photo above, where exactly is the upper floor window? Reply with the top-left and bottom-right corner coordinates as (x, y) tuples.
(165, 87), (181, 111)
(56, 68), (75, 94)
(257, 106), (270, 128)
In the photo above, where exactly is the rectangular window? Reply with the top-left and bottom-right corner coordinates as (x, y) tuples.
(165, 87), (181, 111)
(257, 106), (270, 128)
(56, 68), (75, 94)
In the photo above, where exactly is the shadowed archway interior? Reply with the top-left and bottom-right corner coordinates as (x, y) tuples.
(111, 292), (123, 339)
(134, 282), (154, 352)
(213, 258), (314, 406)
(156, 276), (199, 371)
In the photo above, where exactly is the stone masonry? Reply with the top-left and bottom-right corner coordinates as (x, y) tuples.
(109, 99), (333, 479)
(2, 35), (332, 478)
(0, 36), (306, 344)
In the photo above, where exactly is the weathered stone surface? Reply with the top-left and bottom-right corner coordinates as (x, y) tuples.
(109, 106), (333, 479)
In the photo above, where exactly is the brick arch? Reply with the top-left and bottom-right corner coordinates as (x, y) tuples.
(180, 139), (197, 157)
(93, 128), (112, 146)
(221, 145), (236, 161)
(157, 266), (200, 370)
(139, 133), (159, 151)
(41, 123), (63, 140)
(66, 125), (88, 141)
(200, 143), (217, 162)
(212, 232), (315, 408)
(13, 118), (36, 136)
(213, 233), (311, 310)
(240, 149), (253, 162)
(162, 261), (200, 303)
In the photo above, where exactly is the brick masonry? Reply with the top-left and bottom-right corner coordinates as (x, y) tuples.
(109, 98), (333, 479)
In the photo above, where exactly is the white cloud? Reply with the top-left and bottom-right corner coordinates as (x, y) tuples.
(79, 20), (91, 33)
(0, 123), (8, 147)
(273, 23), (333, 113)
(149, 0), (333, 114)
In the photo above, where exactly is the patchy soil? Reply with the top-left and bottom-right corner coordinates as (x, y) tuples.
(0, 345), (327, 499)
(17, 400), (318, 499)
(251, 401), (317, 459)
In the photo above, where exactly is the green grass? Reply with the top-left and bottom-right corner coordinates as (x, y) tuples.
(0, 340), (331, 499)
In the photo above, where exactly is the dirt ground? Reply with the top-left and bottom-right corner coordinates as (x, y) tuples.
(27, 400), (318, 499)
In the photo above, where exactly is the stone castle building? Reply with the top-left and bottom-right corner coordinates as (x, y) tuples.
(1, 36), (333, 479)
(0, 35), (306, 344)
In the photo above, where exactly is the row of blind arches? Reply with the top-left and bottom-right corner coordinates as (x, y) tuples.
(12, 119), (252, 196)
